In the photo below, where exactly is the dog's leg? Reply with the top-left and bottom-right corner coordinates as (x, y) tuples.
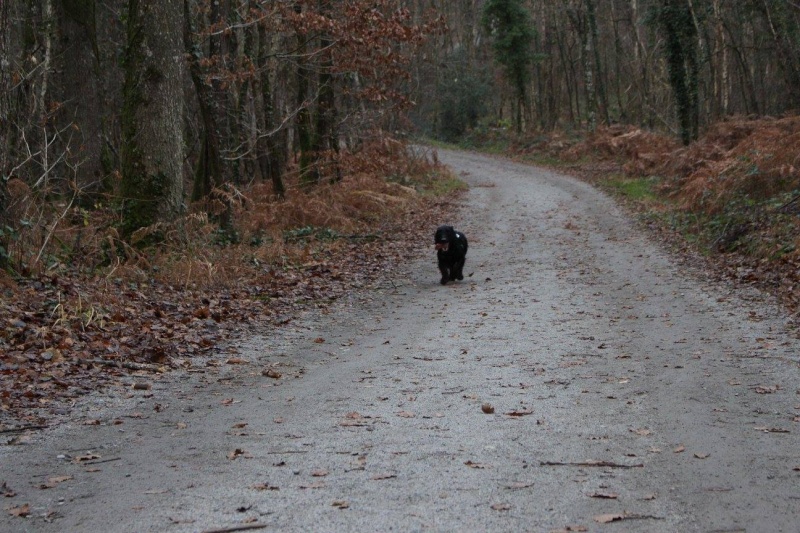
(440, 268), (450, 285)
(454, 259), (465, 281)
(439, 265), (450, 285)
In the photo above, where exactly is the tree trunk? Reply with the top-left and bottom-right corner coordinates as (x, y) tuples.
(295, 3), (315, 184)
(256, 18), (285, 197)
(57, 0), (107, 199)
(120, 0), (185, 238)
(586, 0), (609, 125)
(760, 0), (800, 108)
(312, 0), (340, 182)
(0, 0), (9, 268)
(659, 0), (699, 145)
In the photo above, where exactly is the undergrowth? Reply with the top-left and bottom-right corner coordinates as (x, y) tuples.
(0, 137), (456, 290)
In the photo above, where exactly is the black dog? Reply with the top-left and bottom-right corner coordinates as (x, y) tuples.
(434, 225), (468, 285)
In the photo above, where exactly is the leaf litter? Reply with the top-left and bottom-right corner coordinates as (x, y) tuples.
(0, 169), (454, 428)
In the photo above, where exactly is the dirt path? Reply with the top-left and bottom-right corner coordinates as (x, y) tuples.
(2, 149), (799, 532)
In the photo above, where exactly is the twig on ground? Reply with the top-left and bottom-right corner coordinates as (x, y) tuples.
(0, 425), (48, 434)
(89, 359), (164, 372)
(200, 524), (268, 533)
(540, 460), (644, 468)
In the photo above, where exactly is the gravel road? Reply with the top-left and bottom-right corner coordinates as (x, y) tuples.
(2, 149), (799, 532)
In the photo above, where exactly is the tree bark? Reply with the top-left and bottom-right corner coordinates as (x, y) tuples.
(659, 0), (699, 145)
(256, 17), (285, 197)
(120, 0), (185, 238)
(0, 0), (9, 268)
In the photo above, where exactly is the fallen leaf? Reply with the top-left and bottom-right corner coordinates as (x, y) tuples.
(176, 422), (187, 429)
(755, 385), (779, 394)
(464, 461), (488, 469)
(83, 419), (101, 426)
(332, 500), (349, 508)
(397, 410), (415, 418)
(262, 369), (282, 379)
(754, 426), (790, 433)
(673, 445), (685, 453)
(40, 476), (72, 489)
(232, 422), (248, 429)
(340, 412), (370, 427)
(481, 403), (495, 414)
(252, 483), (279, 491)
(7, 503), (30, 517)
(630, 428), (652, 436)
(311, 469), (329, 477)
(314, 337), (325, 343)
(491, 503), (511, 511)
(505, 408), (533, 417)
(505, 482), (534, 489)
(299, 482), (326, 489)
(225, 357), (248, 365)
(589, 491), (618, 499)
(641, 493), (657, 500)
(594, 513), (625, 524)
(371, 473), (397, 480)
(1, 482), (16, 498)
(132, 382), (151, 390)
(227, 448), (250, 460)
(72, 453), (101, 463)
(549, 526), (588, 533)
(273, 417), (285, 424)
(694, 452), (710, 459)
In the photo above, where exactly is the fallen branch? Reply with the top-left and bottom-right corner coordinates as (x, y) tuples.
(595, 512), (664, 523)
(83, 457), (122, 465)
(540, 460), (644, 469)
(265, 450), (309, 454)
(0, 425), (48, 434)
(200, 524), (268, 533)
(89, 359), (163, 372)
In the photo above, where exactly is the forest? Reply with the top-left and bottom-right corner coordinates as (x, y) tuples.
(1, 1), (800, 410)
(2, 0), (800, 266)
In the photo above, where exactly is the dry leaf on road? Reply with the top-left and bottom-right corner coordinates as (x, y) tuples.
(7, 503), (30, 517)
(39, 476), (72, 489)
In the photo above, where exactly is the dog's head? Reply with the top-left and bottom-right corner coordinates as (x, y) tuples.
(434, 225), (456, 251)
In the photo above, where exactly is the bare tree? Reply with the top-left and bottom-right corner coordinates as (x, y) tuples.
(120, 0), (185, 237)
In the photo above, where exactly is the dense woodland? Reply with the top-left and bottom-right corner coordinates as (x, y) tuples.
(1, 0), (800, 273)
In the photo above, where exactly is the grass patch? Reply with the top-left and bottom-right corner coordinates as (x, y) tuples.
(414, 170), (468, 197)
(605, 176), (659, 203)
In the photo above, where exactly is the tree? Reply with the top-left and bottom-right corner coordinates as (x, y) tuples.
(656, 0), (700, 145)
(120, 0), (185, 237)
(757, 0), (800, 108)
(481, 0), (536, 133)
(0, 0), (9, 269)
